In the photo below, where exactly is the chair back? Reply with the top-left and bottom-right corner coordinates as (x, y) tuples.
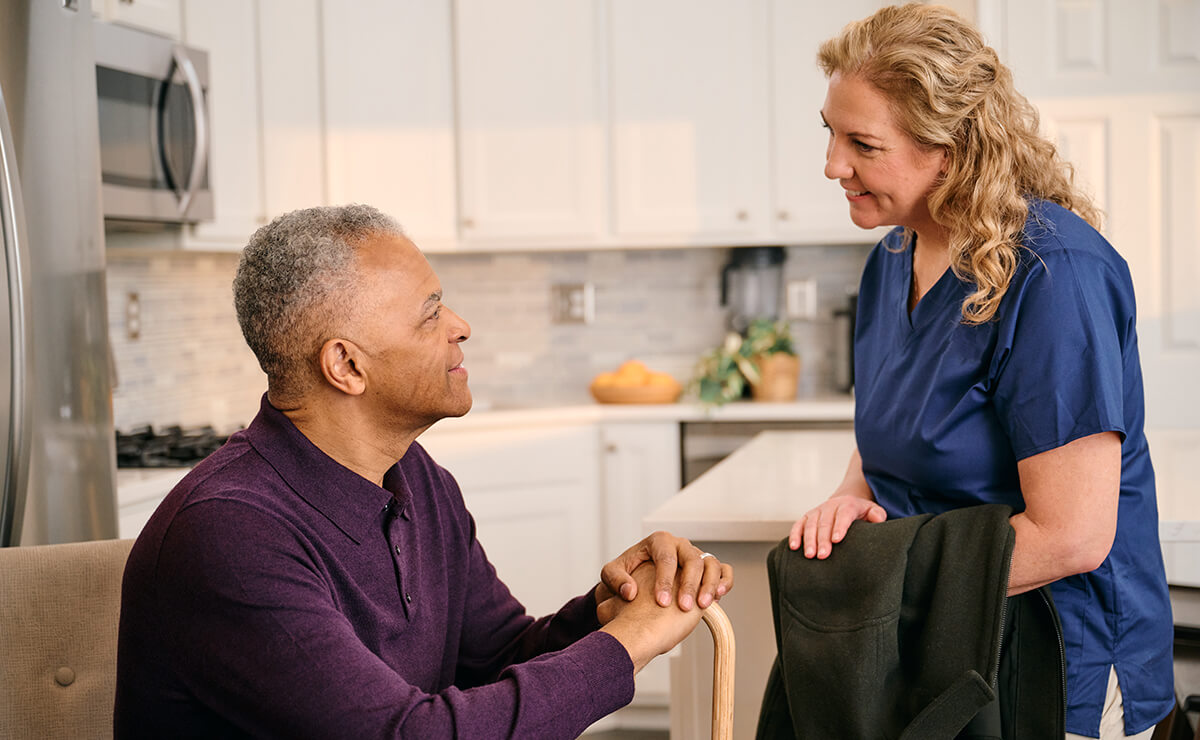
(0, 538), (134, 740)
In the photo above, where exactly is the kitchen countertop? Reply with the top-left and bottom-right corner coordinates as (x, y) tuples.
(426, 395), (856, 431)
(116, 397), (857, 507)
(645, 429), (1200, 586)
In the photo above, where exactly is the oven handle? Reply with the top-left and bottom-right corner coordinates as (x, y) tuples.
(169, 45), (209, 217)
(0, 82), (34, 546)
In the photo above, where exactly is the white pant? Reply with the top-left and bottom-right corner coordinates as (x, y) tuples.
(1064, 666), (1155, 740)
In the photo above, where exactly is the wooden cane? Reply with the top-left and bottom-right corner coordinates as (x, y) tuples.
(701, 603), (736, 740)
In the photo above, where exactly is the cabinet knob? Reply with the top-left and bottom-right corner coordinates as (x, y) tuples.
(736, 210), (749, 221)
(778, 210), (790, 221)
(605, 443), (618, 454)
(461, 217), (475, 229)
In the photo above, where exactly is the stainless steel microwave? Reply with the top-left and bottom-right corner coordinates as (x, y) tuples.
(93, 22), (212, 224)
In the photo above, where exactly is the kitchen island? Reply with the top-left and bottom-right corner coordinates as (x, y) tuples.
(646, 429), (1200, 739)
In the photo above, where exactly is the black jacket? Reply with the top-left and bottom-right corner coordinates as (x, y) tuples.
(755, 504), (1064, 739)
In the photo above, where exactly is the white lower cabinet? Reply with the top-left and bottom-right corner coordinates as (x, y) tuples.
(417, 423), (603, 619)
(420, 418), (685, 728)
(599, 421), (683, 716)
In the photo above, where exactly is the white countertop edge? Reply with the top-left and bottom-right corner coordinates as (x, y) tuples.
(429, 396), (856, 432)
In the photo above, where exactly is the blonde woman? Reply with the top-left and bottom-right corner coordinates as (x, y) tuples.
(788, 4), (1173, 738)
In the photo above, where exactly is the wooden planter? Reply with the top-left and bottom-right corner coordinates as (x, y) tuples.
(750, 353), (800, 401)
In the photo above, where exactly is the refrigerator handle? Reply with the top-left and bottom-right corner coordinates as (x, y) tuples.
(170, 45), (209, 218)
(0, 82), (34, 547)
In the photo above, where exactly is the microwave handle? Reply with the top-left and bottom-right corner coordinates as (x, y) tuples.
(169, 45), (209, 217)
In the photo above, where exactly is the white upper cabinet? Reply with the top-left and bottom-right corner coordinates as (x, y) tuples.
(100, 0), (182, 38)
(257, 0), (325, 222)
(455, 0), (606, 247)
(609, 0), (772, 243)
(180, 0), (324, 251)
(182, 0), (263, 249)
(322, 0), (458, 251)
(998, 0), (1200, 97)
(770, 0), (891, 245)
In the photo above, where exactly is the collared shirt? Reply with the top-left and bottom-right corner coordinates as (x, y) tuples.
(852, 200), (1174, 736)
(114, 396), (634, 739)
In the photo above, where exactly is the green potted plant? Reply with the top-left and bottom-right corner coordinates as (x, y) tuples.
(693, 319), (800, 405)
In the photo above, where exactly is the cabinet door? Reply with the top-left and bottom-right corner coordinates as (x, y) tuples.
(455, 0), (605, 246)
(770, 0), (890, 244)
(417, 424), (602, 618)
(257, 0), (325, 221)
(182, 0), (264, 249)
(983, 0), (1200, 429)
(105, 0), (182, 38)
(599, 422), (682, 707)
(609, 0), (771, 242)
(322, 0), (458, 250)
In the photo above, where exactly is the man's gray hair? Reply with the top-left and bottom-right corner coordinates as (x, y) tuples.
(233, 204), (404, 399)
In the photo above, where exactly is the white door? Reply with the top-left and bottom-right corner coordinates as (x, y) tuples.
(769, 0), (891, 245)
(182, 0), (264, 248)
(608, 0), (771, 242)
(983, 0), (1200, 429)
(322, 0), (458, 250)
(455, 0), (606, 246)
(257, 0), (326, 221)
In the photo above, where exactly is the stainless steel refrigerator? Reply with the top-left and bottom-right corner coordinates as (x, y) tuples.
(0, 0), (118, 546)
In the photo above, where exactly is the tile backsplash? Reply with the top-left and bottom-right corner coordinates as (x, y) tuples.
(106, 242), (870, 429)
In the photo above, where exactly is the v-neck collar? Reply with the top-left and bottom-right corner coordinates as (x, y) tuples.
(901, 245), (957, 333)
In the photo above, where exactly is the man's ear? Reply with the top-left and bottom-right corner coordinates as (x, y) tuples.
(318, 338), (367, 396)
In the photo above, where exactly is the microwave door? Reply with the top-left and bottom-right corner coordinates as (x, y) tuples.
(159, 46), (208, 218)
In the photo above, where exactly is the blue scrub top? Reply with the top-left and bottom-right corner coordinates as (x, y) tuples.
(853, 200), (1173, 736)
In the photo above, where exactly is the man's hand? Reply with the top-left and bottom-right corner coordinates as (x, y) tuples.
(597, 531), (733, 613)
(599, 562), (705, 673)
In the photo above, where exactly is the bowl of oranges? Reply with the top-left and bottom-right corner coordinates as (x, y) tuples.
(589, 360), (683, 404)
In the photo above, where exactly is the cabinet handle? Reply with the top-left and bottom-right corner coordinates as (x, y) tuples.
(461, 217), (475, 229)
(736, 210), (749, 221)
(605, 444), (618, 454)
(778, 210), (790, 221)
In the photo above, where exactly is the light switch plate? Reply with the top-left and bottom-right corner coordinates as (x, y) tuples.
(786, 278), (818, 319)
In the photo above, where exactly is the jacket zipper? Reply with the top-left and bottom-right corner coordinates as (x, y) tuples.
(1039, 587), (1068, 726)
(991, 594), (1008, 688)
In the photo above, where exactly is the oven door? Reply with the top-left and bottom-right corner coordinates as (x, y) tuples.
(94, 22), (212, 224)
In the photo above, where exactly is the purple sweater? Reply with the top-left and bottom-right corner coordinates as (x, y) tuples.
(114, 396), (634, 738)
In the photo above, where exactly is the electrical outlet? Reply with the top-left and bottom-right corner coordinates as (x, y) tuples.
(125, 291), (142, 340)
(786, 278), (818, 320)
(550, 283), (595, 324)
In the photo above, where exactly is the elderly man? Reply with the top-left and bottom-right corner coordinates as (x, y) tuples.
(113, 204), (732, 739)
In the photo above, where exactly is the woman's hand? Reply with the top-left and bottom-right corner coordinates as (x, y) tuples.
(789, 448), (887, 558)
(789, 495), (888, 558)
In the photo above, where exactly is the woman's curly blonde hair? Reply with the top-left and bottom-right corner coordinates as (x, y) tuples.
(818, 3), (1102, 324)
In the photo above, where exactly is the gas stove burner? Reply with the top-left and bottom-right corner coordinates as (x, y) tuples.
(115, 424), (234, 468)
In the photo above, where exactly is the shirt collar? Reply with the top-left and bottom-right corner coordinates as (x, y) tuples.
(243, 394), (413, 544)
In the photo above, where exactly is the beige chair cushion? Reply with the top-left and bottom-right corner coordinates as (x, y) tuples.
(0, 538), (134, 740)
